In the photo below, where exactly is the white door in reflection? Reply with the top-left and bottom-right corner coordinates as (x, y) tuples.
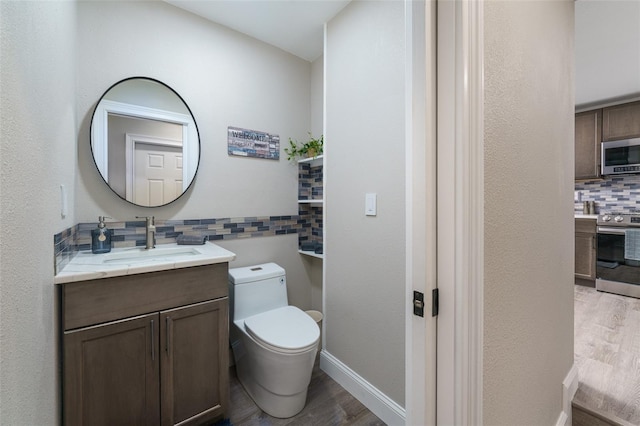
(126, 135), (183, 205)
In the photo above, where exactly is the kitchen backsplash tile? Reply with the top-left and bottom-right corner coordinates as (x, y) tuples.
(575, 175), (640, 213)
(54, 214), (302, 275)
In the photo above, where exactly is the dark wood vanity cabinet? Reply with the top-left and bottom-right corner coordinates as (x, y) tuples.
(64, 313), (160, 426)
(61, 264), (229, 426)
(160, 299), (228, 425)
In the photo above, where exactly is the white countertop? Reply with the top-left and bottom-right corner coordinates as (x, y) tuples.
(575, 214), (598, 219)
(54, 242), (236, 285)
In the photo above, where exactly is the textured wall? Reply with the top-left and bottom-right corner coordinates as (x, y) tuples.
(1, 3), (319, 423)
(75, 1), (314, 307)
(0, 1), (77, 424)
(483, 1), (575, 424)
(325, 0), (406, 406)
(76, 1), (309, 221)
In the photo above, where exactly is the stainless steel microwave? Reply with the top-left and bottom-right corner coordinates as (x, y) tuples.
(601, 138), (640, 175)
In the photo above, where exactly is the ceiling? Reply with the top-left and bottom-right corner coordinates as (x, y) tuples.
(165, 0), (639, 107)
(575, 0), (640, 108)
(164, 0), (350, 62)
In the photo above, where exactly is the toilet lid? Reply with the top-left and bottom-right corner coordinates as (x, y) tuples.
(244, 306), (320, 351)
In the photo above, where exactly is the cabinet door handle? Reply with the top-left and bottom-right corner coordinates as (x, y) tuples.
(165, 316), (171, 355)
(592, 234), (596, 249)
(150, 319), (155, 361)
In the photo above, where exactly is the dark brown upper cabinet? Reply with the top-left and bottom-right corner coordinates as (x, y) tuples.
(602, 100), (640, 141)
(575, 109), (602, 180)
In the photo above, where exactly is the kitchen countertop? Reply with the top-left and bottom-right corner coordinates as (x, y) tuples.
(575, 214), (598, 219)
(54, 242), (236, 284)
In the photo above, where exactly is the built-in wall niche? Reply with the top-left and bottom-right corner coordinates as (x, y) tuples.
(297, 156), (324, 258)
(90, 77), (200, 208)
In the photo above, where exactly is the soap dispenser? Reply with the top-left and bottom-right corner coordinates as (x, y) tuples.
(91, 216), (112, 254)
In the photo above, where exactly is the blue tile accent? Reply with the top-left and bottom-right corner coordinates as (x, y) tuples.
(575, 175), (640, 213)
(55, 214), (305, 272)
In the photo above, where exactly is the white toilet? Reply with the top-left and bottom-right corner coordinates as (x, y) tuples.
(228, 262), (320, 418)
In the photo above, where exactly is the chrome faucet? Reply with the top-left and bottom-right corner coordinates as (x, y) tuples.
(136, 216), (156, 249)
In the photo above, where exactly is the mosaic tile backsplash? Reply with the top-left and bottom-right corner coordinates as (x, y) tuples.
(575, 174), (640, 214)
(54, 215), (302, 275)
(298, 163), (324, 201)
(298, 204), (323, 247)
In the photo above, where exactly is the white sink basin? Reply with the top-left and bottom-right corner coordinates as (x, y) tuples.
(54, 242), (237, 285)
(102, 246), (202, 265)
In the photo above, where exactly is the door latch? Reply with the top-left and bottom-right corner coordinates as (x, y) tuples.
(432, 288), (439, 317)
(413, 291), (424, 317)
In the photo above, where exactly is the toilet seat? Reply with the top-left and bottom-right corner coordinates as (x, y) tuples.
(244, 306), (320, 354)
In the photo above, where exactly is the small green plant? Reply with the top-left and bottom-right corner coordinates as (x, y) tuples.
(284, 133), (324, 161)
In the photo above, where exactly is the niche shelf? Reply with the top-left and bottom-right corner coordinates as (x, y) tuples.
(297, 155), (323, 259)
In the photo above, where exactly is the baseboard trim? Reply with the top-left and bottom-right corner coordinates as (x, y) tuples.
(556, 363), (579, 426)
(319, 350), (406, 425)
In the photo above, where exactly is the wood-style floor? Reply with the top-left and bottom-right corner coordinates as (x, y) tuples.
(574, 285), (640, 425)
(228, 357), (385, 425)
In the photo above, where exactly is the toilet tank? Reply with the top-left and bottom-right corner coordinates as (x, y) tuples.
(228, 263), (288, 321)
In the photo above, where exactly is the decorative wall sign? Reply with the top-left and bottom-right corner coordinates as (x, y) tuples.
(228, 126), (280, 160)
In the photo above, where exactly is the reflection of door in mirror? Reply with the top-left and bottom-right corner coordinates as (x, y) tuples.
(107, 114), (184, 200)
(133, 143), (183, 206)
(90, 77), (200, 208)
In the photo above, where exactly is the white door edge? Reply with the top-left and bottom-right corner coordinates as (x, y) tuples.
(437, 0), (485, 424)
(405, 0), (437, 424)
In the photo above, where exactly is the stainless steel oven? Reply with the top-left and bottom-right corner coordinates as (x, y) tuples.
(596, 212), (640, 298)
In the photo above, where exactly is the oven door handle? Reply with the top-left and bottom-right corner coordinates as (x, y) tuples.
(597, 226), (627, 235)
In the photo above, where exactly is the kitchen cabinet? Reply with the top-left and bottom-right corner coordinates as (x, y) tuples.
(575, 218), (596, 281)
(602, 100), (640, 141)
(61, 264), (229, 426)
(575, 109), (602, 180)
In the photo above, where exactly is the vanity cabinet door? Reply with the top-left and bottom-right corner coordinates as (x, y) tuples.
(64, 313), (160, 426)
(160, 299), (229, 426)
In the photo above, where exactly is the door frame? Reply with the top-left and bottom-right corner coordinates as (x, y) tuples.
(405, 0), (484, 423)
(435, 0), (485, 424)
(92, 99), (197, 184)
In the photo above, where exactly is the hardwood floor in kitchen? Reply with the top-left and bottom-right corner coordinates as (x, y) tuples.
(227, 357), (385, 426)
(574, 285), (640, 425)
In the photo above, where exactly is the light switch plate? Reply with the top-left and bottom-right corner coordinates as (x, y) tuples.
(365, 193), (377, 216)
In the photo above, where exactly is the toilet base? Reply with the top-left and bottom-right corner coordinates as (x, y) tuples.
(231, 334), (317, 419)
(236, 363), (308, 418)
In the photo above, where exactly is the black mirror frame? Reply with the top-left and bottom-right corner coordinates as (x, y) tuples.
(89, 76), (201, 208)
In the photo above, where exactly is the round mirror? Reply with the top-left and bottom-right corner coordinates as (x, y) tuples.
(90, 77), (200, 207)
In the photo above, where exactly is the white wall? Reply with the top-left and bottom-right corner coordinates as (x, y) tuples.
(325, 0), (405, 407)
(483, 1), (575, 424)
(76, 1), (308, 219)
(310, 55), (324, 139)
(0, 1), (77, 424)
(308, 55), (324, 316)
(76, 1), (314, 308)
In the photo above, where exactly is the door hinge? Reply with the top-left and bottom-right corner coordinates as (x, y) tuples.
(432, 288), (439, 317)
(413, 291), (424, 317)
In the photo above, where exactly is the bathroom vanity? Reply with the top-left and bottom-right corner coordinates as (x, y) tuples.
(56, 243), (235, 426)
